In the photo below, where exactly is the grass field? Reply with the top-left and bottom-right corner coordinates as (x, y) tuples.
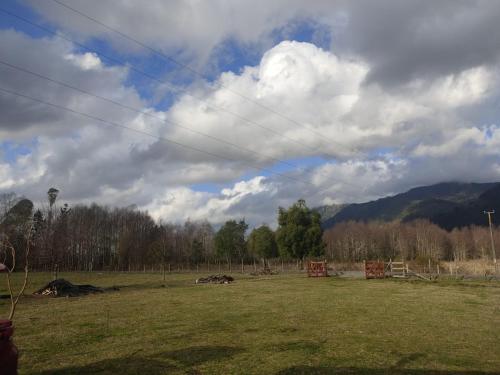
(1, 271), (500, 374)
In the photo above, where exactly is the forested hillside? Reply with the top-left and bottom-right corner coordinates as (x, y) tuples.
(321, 182), (499, 230)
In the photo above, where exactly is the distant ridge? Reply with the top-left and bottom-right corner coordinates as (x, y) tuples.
(319, 182), (500, 230)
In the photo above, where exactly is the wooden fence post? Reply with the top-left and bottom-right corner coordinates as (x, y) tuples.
(53, 264), (58, 281)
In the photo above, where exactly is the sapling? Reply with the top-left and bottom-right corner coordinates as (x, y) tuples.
(0, 226), (32, 320)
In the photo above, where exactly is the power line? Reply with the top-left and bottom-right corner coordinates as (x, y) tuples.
(0, 7), (325, 155)
(0, 6), (365, 194)
(0, 7), (362, 200)
(0, 86), (320, 190)
(50, 0), (361, 157)
(0, 59), (300, 170)
(0, 86), (359, 200)
(2, 59), (364, 191)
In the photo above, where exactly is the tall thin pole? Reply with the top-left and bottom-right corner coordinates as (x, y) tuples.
(484, 210), (497, 264)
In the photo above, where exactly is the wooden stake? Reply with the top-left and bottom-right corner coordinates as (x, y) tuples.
(484, 210), (497, 264)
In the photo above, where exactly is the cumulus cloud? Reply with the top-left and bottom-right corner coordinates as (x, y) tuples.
(146, 176), (278, 224)
(0, 30), (141, 139)
(2, 1), (500, 227)
(342, 1), (500, 87)
(0, 30), (240, 205)
(27, 1), (500, 85)
(26, 0), (315, 68)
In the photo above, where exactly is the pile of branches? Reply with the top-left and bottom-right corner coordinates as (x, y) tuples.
(250, 268), (277, 276)
(34, 279), (105, 297)
(195, 275), (234, 284)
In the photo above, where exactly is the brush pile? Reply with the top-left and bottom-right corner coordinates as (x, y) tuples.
(34, 279), (104, 297)
(250, 268), (277, 276)
(195, 275), (234, 284)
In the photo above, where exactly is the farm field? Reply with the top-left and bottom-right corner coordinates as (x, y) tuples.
(1, 272), (500, 375)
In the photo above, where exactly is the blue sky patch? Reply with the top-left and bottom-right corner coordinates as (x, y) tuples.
(271, 18), (332, 51)
(0, 0), (47, 39)
(1, 139), (34, 163)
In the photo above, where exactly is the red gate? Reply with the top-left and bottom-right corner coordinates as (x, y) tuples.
(365, 261), (385, 279)
(307, 261), (328, 277)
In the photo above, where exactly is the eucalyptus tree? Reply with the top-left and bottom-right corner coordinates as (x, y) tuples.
(247, 225), (278, 268)
(276, 199), (325, 260)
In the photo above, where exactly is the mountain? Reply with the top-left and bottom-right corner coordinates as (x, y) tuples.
(321, 182), (500, 230)
(431, 184), (500, 230)
(313, 203), (347, 222)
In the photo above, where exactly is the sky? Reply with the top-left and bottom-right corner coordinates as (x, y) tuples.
(1, 0), (500, 227)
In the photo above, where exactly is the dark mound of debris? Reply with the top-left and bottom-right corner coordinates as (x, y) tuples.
(250, 268), (277, 276)
(34, 278), (105, 297)
(195, 275), (234, 284)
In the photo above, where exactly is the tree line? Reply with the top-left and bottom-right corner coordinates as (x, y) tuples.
(0, 190), (324, 272)
(3, 188), (496, 272)
(323, 219), (499, 262)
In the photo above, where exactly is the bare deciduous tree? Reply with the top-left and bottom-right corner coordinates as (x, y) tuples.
(0, 226), (32, 320)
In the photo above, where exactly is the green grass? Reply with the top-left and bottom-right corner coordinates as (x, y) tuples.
(1, 272), (500, 374)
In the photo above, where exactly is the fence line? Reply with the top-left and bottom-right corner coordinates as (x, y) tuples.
(25, 258), (499, 276)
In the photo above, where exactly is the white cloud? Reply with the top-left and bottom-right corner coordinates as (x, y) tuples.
(2, 16), (500, 227)
(146, 176), (276, 225)
(27, 0), (317, 66)
(167, 41), (368, 160)
(64, 52), (102, 70)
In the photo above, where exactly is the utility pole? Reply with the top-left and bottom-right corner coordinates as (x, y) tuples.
(483, 210), (497, 264)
